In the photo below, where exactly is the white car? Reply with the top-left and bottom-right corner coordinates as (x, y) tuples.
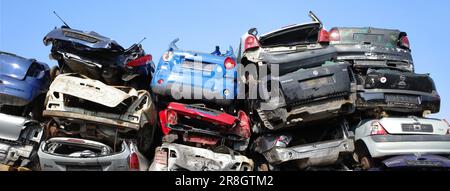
(353, 116), (450, 170)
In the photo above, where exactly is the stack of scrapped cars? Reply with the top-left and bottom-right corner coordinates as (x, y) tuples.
(0, 52), (50, 171)
(328, 27), (450, 170)
(149, 39), (254, 171)
(238, 11), (450, 171)
(238, 12), (356, 170)
(38, 24), (157, 171)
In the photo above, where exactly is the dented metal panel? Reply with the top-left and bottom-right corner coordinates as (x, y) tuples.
(149, 143), (253, 171)
(49, 74), (135, 108)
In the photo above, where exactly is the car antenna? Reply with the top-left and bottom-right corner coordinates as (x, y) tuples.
(137, 37), (146, 45)
(53, 11), (71, 28)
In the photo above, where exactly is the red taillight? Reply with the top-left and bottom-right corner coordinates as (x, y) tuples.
(370, 121), (388, 135)
(224, 57), (236, 70)
(167, 110), (178, 125)
(244, 35), (260, 52)
(329, 28), (340, 42)
(399, 36), (410, 49)
(127, 54), (152, 67)
(157, 79), (164, 84)
(129, 152), (140, 170)
(318, 29), (330, 43)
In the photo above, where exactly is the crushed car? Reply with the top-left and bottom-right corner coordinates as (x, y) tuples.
(0, 52), (50, 170)
(329, 27), (440, 116)
(151, 39), (238, 110)
(38, 137), (149, 171)
(238, 12), (356, 131)
(149, 143), (253, 171)
(353, 116), (450, 170)
(158, 102), (251, 152)
(42, 73), (158, 170)
(369, 155), (450, 171)
(43, 25), (154, 90)
(253, 119), (354, 170)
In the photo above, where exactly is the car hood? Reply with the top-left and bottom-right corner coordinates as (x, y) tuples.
(0, 52), (33, 80)
(43, 27), (124, 51)
(0, 113), (30, 141)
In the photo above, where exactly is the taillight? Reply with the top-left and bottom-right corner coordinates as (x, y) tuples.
(329, 28), (340, 42)
(244, 35), (260, 52)
(167, 110), (178, 125)
(154, 149), (168, 166)
(443, 119), (450, 134)
(157, 79), (164, 84)
(399, 36), (410, 49)
(127, 54), (152, 67)
(224, 57), (236, 70)
(318, 29), (330, 43)
(129, 152), (140, 170)
(370, 121), (388, 135)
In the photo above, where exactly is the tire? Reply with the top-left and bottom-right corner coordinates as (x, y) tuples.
(356, 145), (375, 170)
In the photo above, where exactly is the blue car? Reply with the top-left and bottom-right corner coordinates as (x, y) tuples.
(151, 39), (238, 108)
(0, 51), (50, 119)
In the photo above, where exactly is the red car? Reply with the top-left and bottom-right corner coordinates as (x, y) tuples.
(159, 102), (251, 151)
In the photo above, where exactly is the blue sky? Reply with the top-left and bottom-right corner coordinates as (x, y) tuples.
(1, 0), (449, 119)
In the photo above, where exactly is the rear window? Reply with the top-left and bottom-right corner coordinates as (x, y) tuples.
(259, 24), (320, 47)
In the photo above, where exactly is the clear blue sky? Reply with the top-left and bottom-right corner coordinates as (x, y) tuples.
(1, 0), (449, 120)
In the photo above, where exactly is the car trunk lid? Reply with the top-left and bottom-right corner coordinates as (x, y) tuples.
(259, 22), (321, 48)
(378, 117), (448, 135)
(364, 69), (435, 93)
(0, 52), (33, 81)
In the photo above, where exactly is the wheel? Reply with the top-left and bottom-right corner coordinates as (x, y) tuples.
(356, 146), (375, 170)
(137, 122), (160, 159)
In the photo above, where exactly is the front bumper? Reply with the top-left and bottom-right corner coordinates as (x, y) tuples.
(363, 135), (450, 158)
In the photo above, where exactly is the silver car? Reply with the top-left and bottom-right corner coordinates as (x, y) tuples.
(353, 116), (450, 170)
(38, 137), (149, 171)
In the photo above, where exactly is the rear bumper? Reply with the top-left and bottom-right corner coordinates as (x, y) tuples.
(43, 110), (140, 130)
(333, 44), (413, 63)
(356, 90), (440, 113)
(151, 78), (235, 106)
(38, 139), (131, 171)
(362, 135), (450, 158)
(262, 137), (354, 166)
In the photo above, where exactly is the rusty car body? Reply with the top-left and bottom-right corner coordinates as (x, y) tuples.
(43, 73), (157, 154)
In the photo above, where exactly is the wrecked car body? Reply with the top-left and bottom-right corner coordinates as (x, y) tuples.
(159, 102), (251, 151)
(238, 12), (356, 130)
(0, 113), (43, 168)
(0, 51), (51, 119)
(0, 52), (49, 169)
(43, 73), (157, 154)
(253, 119), (354, 170)
(38, 137), (149, 171)
(356, 69), (440, 115)
(329, 27), (414, 72)
(328, 27), (440, 115)
(151, 39), (237, 108)
(44, 26), (154, 90)
(149, 143), (253, 171)
(372, 155), (450, 171)
(256, 61), (356, 130)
